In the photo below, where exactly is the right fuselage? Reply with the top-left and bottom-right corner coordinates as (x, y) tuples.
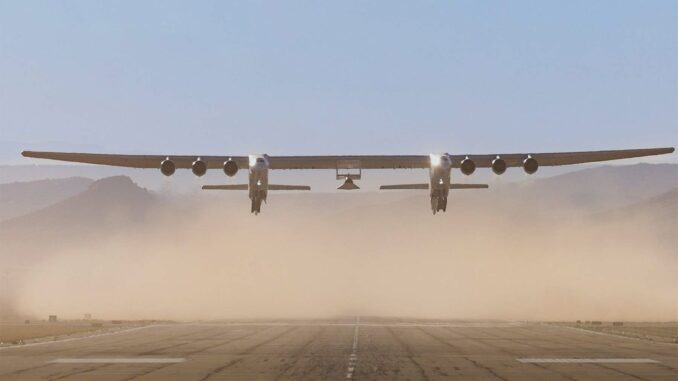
(248, 155), (269, 214)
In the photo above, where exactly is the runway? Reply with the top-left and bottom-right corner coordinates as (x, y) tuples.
(0, 320), (676, 380)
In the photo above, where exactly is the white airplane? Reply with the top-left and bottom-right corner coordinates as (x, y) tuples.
(22, 147), (674, 214)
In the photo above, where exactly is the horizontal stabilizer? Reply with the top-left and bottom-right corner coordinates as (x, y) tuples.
(268, 184), (311, 191)
(202, 184), (311, 191)
(202, 184), (248, 190)
(450, 183), (489, 189)
(380, 184), (429, 190)
(380, 183), (489, 190)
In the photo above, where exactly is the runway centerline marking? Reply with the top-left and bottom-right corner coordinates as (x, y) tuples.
(49, 358), (186, 364)
(517, 358), (660, 364)
(346, 317), (360, 379)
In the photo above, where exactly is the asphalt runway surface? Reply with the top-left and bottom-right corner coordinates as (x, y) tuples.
(0, 320), (676, 380)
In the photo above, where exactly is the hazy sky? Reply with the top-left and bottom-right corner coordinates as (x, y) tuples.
(1, 1), (676, 162)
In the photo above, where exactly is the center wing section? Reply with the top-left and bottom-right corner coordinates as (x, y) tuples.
(267, 155), (430, 169)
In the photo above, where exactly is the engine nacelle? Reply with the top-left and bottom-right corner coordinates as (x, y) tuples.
(523, 156), (538, 175)
(491, 156), (507, 175)
(223, 160), (238, 177)
(192, 158), (207, 177)
(160, 158), (175, 176)
(460, 157), (476, 176)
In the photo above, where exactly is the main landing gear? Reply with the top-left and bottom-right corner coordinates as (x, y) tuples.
(431, 196), (447, 214)
(251, 197), (263, 215)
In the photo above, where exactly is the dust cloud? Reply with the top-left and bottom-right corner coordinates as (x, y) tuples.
(4, 190), (678, 322)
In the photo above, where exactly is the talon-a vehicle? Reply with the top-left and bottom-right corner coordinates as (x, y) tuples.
(22, 147), (674, 214)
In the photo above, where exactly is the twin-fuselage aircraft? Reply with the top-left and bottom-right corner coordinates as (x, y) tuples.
(22, 147), (675, 214)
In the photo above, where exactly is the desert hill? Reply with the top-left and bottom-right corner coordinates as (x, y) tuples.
(0, 177), (92, 221)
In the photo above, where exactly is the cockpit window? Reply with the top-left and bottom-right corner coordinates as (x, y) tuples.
(256, 158), (265, 163)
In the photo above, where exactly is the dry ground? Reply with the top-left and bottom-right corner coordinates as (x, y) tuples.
(0, 321), (149, 344)
(553, 322), (678, 344)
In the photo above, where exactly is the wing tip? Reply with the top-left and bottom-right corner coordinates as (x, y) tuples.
(654, 147), (674, 154)
(21, 150), (45, 158)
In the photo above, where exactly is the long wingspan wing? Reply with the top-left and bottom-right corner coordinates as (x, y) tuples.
(20, 151), (430, 169)
(22, 147), (673, 170)
(270, 148), (673, 169)
(449, 147), (674, 168)
(21, 151), (249, 169)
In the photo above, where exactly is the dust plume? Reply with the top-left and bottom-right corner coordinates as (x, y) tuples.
(2, 179), (677, 322)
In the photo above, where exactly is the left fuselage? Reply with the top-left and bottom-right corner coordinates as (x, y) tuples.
(429, 154), (452, 213)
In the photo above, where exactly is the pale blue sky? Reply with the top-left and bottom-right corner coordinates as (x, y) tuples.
(1, 1), (676, 162)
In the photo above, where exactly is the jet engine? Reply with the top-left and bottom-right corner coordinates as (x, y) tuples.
(523, 156), (539, 175)
(192, 158), (207, 177)
(460, 157), (476, 175)
(223, 160), (238, 177)
(491, 156), (507, 175)
(160, 158), (175, 176)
